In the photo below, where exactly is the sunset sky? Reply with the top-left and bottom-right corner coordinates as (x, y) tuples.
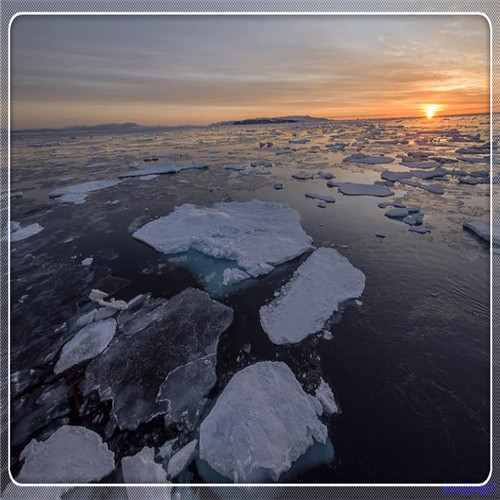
(11, 15), (490, 130)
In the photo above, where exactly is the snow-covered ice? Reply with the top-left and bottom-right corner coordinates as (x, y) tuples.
(17, 425), (115, 483)
(198, 361), (328, 483)
(54, 318), (117, 374)
(260, 248), (365, 345)
(49, 180), (122, 205)
(343, 153), (394, 165)
(132, 201), (313, 281)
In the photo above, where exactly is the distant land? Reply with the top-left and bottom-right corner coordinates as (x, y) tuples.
(11, 111), (491, 134)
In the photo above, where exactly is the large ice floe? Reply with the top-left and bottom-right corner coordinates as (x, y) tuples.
(54, 318), (117, 374)
(463, 219), (500, 246)
(17, 425), (115, 483)
(260, 248), (365, 345)
(119, 162), (208, 178)
(82, 288), (233, 430)
(49, 179), (122, 204)
(198, 361), (330, 483)
(132, 201), (313, 294)
(10, 222), (44, 242)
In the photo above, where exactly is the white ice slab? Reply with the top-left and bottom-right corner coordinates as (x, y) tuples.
(260, 248), (365, 345)
(17, 425), (115, 483)
(132, 200), (313, 280)
(198, 361), (328, 483)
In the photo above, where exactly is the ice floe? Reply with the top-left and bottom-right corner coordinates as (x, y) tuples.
(54, 318), (117, 374)
(83, 289), (233, 430)
(260, 248), (365, 345)
(132, 201), (313, 283)
(315, 379), (339, 416)
(167, 440), (198, 479)
(17, 425), (115, 483)
(10, 222), (44, 242)
(198, 361), (328, 482)
(343, 153), (394, 164)
(463, 219), (500, 246)
(121, 447), (168, 483)
(337, 183), (394, 197)
(304, 192), (336, 203)
(49, 180), (122, 205)
(119, 163), (208, 178)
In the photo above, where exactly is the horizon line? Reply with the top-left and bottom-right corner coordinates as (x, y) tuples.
(11, 110), (490, 133)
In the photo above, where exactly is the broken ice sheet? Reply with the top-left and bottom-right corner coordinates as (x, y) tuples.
(132, 200), (313, 295)
(260, 248), (365, 345)
(82, 288), (233, 430)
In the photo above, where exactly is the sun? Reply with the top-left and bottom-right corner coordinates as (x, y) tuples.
(423, 104), (442, 120)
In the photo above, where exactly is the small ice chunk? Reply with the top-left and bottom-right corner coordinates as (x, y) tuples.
(11, 223), (44, 242)
(337, 183), (394, 197)
(54, 318), (117, 374)
(305, 192), (336, 203)
(138, 174), (160, 180)
(17, 425), (115, 483)
(260, 248), (365, 345)
(385, 208), (409, 219)
(167, 440), (198, 479)
(292, 171), (315, 180)
(121, 447), (168, 483)
(222, 268), (251, 286)
(81, 257), (93, 266)
(49, 179), (122, 205)
(315, 379), (339, 416)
